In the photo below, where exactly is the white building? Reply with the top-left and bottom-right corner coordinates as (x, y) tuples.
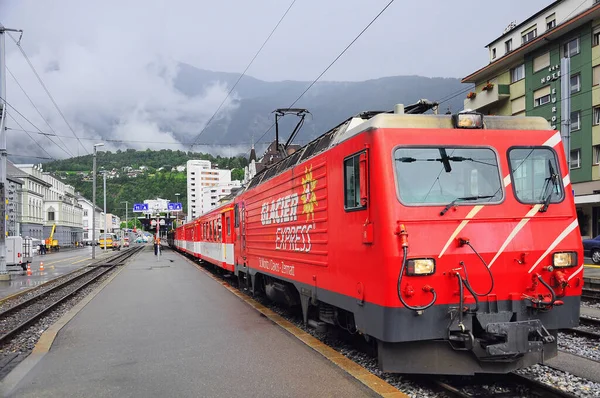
(105, 213), (121, 233)
(187, 160), (238, 219)
(77, 196), (103, 243)
(200, 183), (241, 214)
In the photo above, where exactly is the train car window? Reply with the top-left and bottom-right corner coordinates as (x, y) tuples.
(226, 216), (231, 236)
(394, 147), (503, 205)
(218, 219), (222, 241)
(508, 147), (564, 204)
(234, 204), (239, 228)
(344, 152), (367, 210)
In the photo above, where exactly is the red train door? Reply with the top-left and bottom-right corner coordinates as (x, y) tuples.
(241, 201), (247, 262)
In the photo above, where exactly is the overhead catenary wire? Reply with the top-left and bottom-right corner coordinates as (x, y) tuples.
(6, 114), (55, 160)
(6, 66), (75, 157)
(190, 0), (297, 149)
(250, 0), (396, 152)
(5, 128), (285, 147)
(6, 32), (89, 156)
(0, 95), (71, 159)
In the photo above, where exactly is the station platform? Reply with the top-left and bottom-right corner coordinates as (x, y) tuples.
(584, 264), (600, 280)
(2, 247), (378, 397)
(0, 247), (116, 300)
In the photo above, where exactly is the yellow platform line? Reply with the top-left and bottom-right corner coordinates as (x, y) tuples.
(183, 255), (409, 398)
(584, 264), (600, 268)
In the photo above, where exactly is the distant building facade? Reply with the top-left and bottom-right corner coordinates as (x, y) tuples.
(77, 196), (103, 243)
(462, 0), (600, 237)
(186, 160), (240, 220)
(6, 162), (25, 237)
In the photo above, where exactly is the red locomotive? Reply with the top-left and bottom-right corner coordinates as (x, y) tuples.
(170, 102), (583, 375)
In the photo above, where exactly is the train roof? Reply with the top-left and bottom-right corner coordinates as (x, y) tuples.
(244, 108), (551, 191)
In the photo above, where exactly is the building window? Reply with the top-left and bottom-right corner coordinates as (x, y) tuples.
(570, 149), (581, 169)
(533, 52), (550, 72)
(570, 111), (581, 131)
(511, 64), (525, 83)
(594, 145), (600, 165)
(505, 39), (513, 53)
(83, 210), (88, 217)
(491, 48), (496, 59)
(48, 211), (55, 221)
(344, 152), (366, 210)
(534, 86), (551, 107)
(546, 13), (556, 30)
(564, 38), (580, 57)
(594, 26), (600, 46)
(522, 26), (537, 44)
(570, 74), (581, 93)
(594, 107), (600, 125)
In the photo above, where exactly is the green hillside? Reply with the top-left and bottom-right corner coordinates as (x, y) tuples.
(43, 149), (248, 219)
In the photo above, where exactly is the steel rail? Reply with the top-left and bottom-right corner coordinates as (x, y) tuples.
(0, 246), (144, 346)
(0, 266), (116, 346)
(0, 247), (143, 318)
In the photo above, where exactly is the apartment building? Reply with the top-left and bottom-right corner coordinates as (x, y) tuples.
(186, 160), (240, 219)
(462, 0), (600, 237)
(77, 196), (103, 243)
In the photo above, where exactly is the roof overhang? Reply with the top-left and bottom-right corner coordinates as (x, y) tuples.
(463, 3), (600, 83)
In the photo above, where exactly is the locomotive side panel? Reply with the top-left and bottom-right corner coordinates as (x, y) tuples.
(243, 156), (329, 284)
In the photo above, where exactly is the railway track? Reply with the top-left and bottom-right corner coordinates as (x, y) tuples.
(581, 287), (600, 301)
(0, 246), (143, 349)
(562, 316), (600, 340)
(432, 373), (582, 398)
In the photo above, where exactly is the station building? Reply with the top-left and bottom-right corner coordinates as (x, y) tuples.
(462, 0), (600, 238)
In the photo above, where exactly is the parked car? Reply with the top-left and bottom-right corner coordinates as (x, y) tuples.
(583, 235), (600, 264)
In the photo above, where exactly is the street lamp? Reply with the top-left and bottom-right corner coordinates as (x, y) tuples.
(120, 200), (128, 247)
(174, 193), (180, 227)
(100, 170), (108, 250)
(92, 143), (104, 259)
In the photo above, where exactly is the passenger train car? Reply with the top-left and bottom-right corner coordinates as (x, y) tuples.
(170, 105), (583, 375)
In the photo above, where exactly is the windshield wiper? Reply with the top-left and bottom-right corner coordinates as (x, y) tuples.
(440, 195), (497, 216)
(539, 160), (559, 213)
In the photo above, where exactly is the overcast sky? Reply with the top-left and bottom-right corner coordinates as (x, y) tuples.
(0, 0), (554, 158)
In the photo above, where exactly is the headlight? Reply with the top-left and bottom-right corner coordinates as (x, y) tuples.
(553, 252), (577, 268)
(452, 112), (483, 129)
(406, 258), (435, 276)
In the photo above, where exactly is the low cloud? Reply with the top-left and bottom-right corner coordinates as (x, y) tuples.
(2, 0), (238, 159)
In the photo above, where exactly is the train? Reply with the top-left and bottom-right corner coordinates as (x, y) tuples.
(169, 102), (583, 375)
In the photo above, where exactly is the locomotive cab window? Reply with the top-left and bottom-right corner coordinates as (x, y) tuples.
(344, 151), (368, 210)
(508, 147), (564, 204)
(394, 147), (503, 205)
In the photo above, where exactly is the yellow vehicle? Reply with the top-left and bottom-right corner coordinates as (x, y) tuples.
(99, 233), (121, 251)
(45, 224), (59, 252)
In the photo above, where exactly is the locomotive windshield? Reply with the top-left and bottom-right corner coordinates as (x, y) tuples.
(508, 147), (564, 205)
(394, 146), (503, 205)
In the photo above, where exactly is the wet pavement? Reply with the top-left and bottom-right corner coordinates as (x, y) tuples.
(0, 245), (143, 300)
(3, 247), (377, 398)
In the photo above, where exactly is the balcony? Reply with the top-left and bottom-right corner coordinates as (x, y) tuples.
(464, 84), (510, 112)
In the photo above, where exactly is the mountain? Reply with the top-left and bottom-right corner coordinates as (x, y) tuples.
(174, 63), (469, 146)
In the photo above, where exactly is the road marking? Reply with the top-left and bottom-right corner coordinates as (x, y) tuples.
(584, 264), (600, 269)
(183, 254), (409, 398)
